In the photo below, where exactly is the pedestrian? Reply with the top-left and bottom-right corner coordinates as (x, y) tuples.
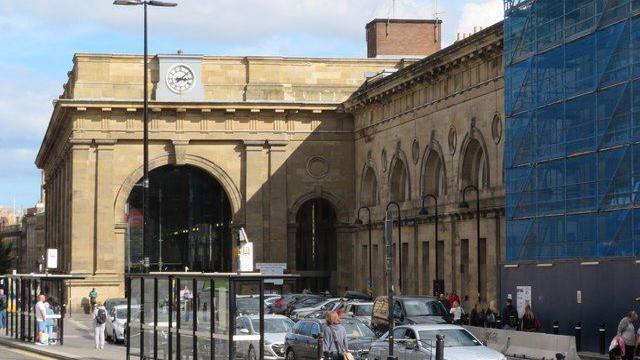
(35, 294), (48, 345)
(521, 304), (537, 332)
(502, 298), (519, 330)
(88, 288), (97, 312)
(485, 300), (497, 328)
(616, 311), (637, 360)
(447, 292), (460, 309)
(0, 288), (6, 330)
(322, 311), (352, 360)
(438, 293), (449, 312)
(470, 301), (485, 327)
(45, 298), (57, 344)
(450, 300), (464, 325)
(93, 301), (108, 350)
(180, 285), (192, 321)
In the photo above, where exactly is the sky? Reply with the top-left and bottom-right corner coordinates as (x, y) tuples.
(0, 0), (503, 209)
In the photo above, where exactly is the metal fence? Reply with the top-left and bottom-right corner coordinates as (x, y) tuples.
(126, 272), (298, 360)
(0, 274), (84, 345)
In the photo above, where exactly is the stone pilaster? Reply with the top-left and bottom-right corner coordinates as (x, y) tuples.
(268, 140), (288, 262)
(95, 140), (117, 275)
(70, 140), (94, 274)
(244, 140), (268, 264)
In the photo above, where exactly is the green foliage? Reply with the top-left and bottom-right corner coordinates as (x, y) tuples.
(0, 241), (13, 274)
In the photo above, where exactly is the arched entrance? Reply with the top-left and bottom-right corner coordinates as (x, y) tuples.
(295, 198), (337, 292)
(126, 165), (232, 273)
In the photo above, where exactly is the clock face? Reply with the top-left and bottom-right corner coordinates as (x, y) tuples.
(166, 64), (195, 94)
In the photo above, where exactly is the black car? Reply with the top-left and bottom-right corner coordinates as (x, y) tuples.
(370, 296), (450, 336)
(284, 317), (375, 360)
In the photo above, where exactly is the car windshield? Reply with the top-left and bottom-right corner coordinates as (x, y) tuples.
(418, 329), (481, 347)
(343, 320), (375, 338)
(403, 299), (447, 317)
(237, 297), (260, 315)
(251, 318), (295, 333)
(353, 304), (373, 316)
(116, 309), (128, 319)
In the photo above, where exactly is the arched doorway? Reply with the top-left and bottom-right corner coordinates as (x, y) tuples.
(295, 198), (337, 292)
(126, 165), (232, 273)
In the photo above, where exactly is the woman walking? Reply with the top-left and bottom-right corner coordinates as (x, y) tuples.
(92, 301), (108, 350)
(322, 311), (350, 360)
(521, 305), (537, 332)
(616, 311), (637, 360)
(450, 300), (464, 325)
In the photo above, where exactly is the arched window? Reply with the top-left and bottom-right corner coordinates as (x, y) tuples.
(422, 150), (446, 197)
(389, 158), (409, 202)
(461, 139), (488, 189)
(361, 167), (378, 206)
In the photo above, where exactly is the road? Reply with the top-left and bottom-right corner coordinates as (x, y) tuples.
(0, 344), (55, 359)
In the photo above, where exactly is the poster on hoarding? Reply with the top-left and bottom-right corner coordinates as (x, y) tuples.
(516, 285), (532, 318)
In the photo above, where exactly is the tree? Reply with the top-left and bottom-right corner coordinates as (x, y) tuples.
(0, 241), (13, 274)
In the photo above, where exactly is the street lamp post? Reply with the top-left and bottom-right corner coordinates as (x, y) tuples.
(113, 0), (177, 273)
(459, 184), (481, 299)
(385, 201), (402, 292)
(355, 206), (373, 290)
(419, 194), (441, 296)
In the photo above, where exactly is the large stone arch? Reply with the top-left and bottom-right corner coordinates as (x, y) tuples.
(457, 124), (491, 191)
(420, 139), (447, 197)
(387, 149), (412, 202)
(113, 153), (242, 224)
(288, 189), (348, 224)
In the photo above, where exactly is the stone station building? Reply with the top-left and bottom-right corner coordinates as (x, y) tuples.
(36, 19), (505, 310)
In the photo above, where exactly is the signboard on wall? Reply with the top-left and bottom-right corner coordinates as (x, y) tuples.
(238, 228), (254, 272)
(47, 249), (58, 269)
(516, 285), (532, 318)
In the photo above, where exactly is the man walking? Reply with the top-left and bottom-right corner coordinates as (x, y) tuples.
(88, 288), (97, 312)
(35, 294), (47, 345)
(502, 298), (519, 330)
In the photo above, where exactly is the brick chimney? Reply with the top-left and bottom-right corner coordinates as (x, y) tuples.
(366, 19), (442, 59)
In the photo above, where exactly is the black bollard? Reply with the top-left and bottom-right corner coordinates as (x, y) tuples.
(599, 323), (606, 355)
(553, 320), (559, 335)
(435, 334), (445, 360)
(574, 322), (582, 352)
(496, 316), (502, 329)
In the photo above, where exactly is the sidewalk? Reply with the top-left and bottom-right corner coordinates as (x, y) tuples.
(0, 314), (125, 360)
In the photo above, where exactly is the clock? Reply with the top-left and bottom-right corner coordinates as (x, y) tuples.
(166, 64), (195, 94)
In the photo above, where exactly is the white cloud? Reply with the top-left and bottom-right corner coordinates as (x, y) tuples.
(456, 0), (503, 37)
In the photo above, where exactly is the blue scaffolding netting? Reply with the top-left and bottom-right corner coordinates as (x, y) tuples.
(504, 0), (640, 261)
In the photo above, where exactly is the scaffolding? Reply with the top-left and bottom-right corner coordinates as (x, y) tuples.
(504, 0), (640, 260)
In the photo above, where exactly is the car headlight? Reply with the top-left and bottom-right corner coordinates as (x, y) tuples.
(271, 343), (285, 357)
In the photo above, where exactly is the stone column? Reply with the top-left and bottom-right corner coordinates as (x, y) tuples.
(243, 140), (268, 264)
(267, 141), (288, 262)
(70, 140), (94, 274)
(95, 140), (116, 274)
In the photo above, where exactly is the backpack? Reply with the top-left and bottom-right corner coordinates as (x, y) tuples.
(96, 309), (107, 325)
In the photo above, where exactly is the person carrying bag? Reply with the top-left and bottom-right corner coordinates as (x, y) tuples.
(322, 311), (353, 360)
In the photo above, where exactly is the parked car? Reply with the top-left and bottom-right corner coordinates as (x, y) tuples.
(285, 295), (331, 317)
(290, 298), (341, 321)
(104, 297), (128, 313)
(270, 294), (305, 315)
(367, 324), (507, 360)
(370, 296), (449, 335)
(235, 314), (295, 360)
(341, 302), (373, 327)
(106, 304), (139, 343)
(284, 317), (375, 360)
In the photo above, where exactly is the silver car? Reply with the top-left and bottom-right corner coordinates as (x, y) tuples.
(367, 324), (507, 360)
(290, 298), (341, 321)
(236, 314), (295, 360)
(106, 304), (139, 343)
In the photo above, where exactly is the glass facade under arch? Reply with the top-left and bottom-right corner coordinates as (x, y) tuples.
(504, 0), (640, 260)
(126, 165), (232, 272)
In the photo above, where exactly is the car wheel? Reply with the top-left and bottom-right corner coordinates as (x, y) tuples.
(286, 349), (296, 360)
(248, 347), (257, 360)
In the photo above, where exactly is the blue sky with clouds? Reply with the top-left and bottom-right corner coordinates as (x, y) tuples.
(0, 0), (502, 209)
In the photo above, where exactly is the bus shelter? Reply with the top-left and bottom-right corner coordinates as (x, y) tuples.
(0, 274), (85, 345)
(126, 272), (299, 360)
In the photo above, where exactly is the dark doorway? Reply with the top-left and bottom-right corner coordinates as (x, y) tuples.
(295, 198), (337, 292)
(126, 165), (232, 273)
